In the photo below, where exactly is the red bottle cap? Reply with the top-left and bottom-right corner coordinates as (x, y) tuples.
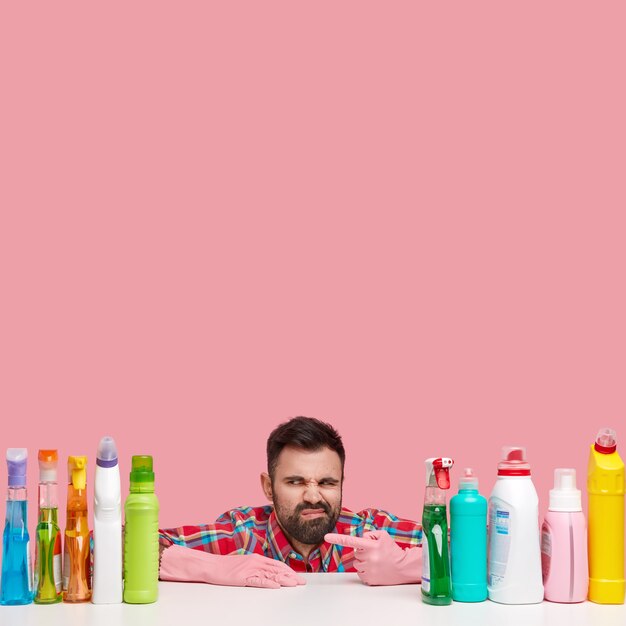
(497, 446), (531, 476)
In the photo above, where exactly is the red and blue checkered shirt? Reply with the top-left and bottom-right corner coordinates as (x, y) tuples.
(159, 505), (422, 573)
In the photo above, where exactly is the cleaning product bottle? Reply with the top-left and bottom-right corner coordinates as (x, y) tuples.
(34, 450), (62, 604)
(421, 457), (453, 605)
(0, 448), (33, 605)
(487, 446), (543, 604)
(124, 455), (159, 604)
(541, 468), (588, 602)
(450, 467), (487, 602)
(92, 436), (122, 604)
(587, 427), (624, 604)
(63, 456), (91, 602)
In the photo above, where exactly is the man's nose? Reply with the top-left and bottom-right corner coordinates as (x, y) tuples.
(302, 481), (322, 501)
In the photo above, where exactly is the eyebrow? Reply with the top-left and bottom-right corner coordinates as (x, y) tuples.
(283, 475), (340, 483)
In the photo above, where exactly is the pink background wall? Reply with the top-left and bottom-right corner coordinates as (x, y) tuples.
(1, 0), (625, 562)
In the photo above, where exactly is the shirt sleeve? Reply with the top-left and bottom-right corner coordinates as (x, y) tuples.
(358, 508), (422, 549)
(158, 507), (267, 556)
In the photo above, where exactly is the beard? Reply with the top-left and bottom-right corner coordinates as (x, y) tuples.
(274, 498), (341, 545)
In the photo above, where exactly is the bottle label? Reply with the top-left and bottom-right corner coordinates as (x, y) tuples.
(422, 535), (430, 593)
(54, 534), (63, 593)
(63, 541), (69, 591)
(540, 524), (551, 581)
(488, 499), (511, 588)
(432, 523), (443, 557)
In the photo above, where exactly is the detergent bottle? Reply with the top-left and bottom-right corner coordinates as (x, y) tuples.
(421, 457), (453, 605)
(541, 468), (588, 602)
(588, 428), (624, 604)
(34, 450), (62, 604)
(450, 468), (487, 602)
(0, 448), (33, 605)
(487, 446), (543, 604)
(63, 456), (91, 602)
(92, 436), (122, 604)
(124, 455), (159, 604)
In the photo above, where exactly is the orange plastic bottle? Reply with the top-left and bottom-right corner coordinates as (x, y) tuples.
(63, 456), (91, 602)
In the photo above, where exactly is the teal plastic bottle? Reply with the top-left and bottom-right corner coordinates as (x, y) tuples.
(124, 456), (159, 604)
(421, 457), (453, 606)
(450, 468), (488, 602)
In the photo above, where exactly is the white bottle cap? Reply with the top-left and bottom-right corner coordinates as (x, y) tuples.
(549, 468), (582, 512)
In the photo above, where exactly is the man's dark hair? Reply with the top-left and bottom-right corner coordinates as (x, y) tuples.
(267, 416), (345, 480)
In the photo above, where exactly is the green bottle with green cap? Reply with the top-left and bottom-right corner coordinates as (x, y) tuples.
(123, 456), (159, 604)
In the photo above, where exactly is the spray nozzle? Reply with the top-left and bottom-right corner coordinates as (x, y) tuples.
(594, 428), (617, 454)
(68, 456), (87, 490)
(425, 457), (453, 489)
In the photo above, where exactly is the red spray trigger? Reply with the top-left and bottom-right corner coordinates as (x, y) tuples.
(432, 458), (453, 489)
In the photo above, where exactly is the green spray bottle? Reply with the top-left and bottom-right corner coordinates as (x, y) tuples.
(124, 456), (159, 604)
(421, 457), (454, 605)
(34, 450), (62, 604)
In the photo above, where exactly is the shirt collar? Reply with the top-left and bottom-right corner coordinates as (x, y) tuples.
(267, 509), (296, 563)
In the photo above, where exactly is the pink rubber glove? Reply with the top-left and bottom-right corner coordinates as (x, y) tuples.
(160, 544), (307, 589)
(325, 530), (422, 586)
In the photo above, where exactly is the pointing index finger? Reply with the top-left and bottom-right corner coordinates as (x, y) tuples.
(324, 533), (371, 550)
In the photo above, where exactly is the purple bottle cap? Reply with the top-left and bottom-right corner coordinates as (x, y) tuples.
(7, 448), (28, 488)
(97, 436), (119, 468)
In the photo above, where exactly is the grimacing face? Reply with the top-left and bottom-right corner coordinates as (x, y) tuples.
(261, 445), (343, 546)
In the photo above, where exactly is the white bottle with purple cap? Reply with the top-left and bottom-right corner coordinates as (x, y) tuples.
(92, 436), (122, 604)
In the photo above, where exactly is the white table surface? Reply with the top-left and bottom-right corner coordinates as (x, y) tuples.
(0, 574), (624, 626)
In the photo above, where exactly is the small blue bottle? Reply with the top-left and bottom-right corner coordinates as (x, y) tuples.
(0, 448), (33, 605)
(450, 467), (487, 602)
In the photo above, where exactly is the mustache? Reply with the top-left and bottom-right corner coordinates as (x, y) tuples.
(294, 502), (331, 516)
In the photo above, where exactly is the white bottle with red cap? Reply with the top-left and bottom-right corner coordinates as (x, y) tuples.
(487, 446), (544, 604)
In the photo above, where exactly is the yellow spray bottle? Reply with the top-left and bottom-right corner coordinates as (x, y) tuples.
(587, 428), (624, 604)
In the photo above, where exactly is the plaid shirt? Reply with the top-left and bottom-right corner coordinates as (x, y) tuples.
(159, 505), (422, 573)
